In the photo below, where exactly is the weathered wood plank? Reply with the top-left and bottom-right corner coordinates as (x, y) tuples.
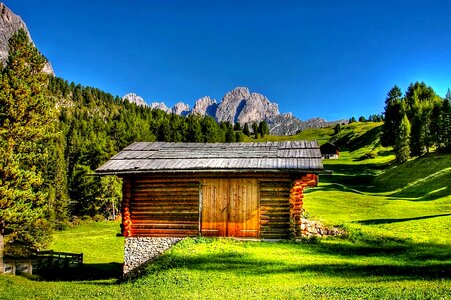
(259, 180), (290, 239)
(129, 180), (200, 237)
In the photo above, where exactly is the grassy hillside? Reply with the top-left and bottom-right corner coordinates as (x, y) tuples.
(1, 122), (449, 299)
(244, 122), (393, 163)
(243, 126), (335, 144)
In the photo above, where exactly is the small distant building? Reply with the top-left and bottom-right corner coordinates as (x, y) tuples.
(320, 142), (339, 159)
(96, 141), (324, 277)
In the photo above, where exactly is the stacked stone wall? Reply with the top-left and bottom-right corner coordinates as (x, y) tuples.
(123, 237), (181, 277)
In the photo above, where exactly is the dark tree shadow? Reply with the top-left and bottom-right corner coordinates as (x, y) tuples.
(355, 214), (451, 225)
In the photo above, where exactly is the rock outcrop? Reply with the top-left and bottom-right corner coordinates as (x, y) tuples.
(122, 93), (147, 107)
(149, 102), (170, 113)
(123, 87), (347, 135)
(267, 113), (305, 135)
(215, 87), (280, 124)
(0, 2), (54, 74)
(300, 218), (344, 237)
(171, 102), (190, 116)
(192, 96), (218, 117)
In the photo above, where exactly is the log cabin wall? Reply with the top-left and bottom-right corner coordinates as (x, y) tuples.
(259, 180), (292, 239)
(122, 173), (298, 239)
(127, 177), (200, 237)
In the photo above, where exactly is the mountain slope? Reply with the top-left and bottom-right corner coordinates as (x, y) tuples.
(0, 2), (53, 74)
(123, 87), (348, 135)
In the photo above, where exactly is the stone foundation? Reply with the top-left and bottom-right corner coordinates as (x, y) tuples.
(123, 237), (181, 278)
(300, 218), (344, 237)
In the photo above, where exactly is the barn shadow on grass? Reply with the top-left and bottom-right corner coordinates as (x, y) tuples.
(35, 262), (122, 282)
(132, 238), (450, 282)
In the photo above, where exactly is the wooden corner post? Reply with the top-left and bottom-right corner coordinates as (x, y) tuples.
(122, 178), (132, 237)
(289, 174), (318, 239)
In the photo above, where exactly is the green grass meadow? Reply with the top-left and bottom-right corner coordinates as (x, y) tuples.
(1, 124), (450, 299)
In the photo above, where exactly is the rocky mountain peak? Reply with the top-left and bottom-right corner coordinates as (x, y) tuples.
(149, 102), (170, 113)
(192, 96), (218, 116)
(123, 86), (347, 135)
(122, 93), (147, 107)
(0, 2), (54, 74)
(172, 102), (190, 116)
(216, 87), (280, 124)
(222, 87), (251, 104)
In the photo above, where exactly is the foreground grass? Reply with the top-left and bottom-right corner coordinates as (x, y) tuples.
(1, 198), (450, 300)
(1, 151), (450, 299)
(1, 233), (449, 300)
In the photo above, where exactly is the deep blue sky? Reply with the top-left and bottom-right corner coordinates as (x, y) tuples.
(6, 0), (451, 121)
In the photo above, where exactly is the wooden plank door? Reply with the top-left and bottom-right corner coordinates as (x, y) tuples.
(201, 178), (259, 238)
(200, 178), (229, 236)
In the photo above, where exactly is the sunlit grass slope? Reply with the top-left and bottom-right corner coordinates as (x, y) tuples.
(1, 224), (449, 299)
(244, 122), (393, 163)
(1, 123), (450, 299)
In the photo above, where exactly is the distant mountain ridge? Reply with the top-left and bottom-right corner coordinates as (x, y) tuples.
(122, 87), (347, 135)
(0, 2), (53, 74)
(0, 2), (345, 135)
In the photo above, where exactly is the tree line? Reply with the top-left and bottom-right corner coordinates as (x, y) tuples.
(382, 83), (451, 162)
(0, 30), (270, 258)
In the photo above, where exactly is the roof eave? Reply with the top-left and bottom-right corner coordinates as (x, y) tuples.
(95, 168), (324, 176)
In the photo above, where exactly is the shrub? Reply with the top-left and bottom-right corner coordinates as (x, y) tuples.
(359, 151), (377, 160)
(54, 221), (70, 231)
(298, 235), (321, 244)
(71, 217), (83, 227)
(93, 214), (105, 222)
(81, 215), (92, 222)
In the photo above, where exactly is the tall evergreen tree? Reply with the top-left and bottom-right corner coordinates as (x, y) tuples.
(333, 123), (342, 135)
(201, 116), (222, 142)
(243, 123), (250, 137)
(404, 82), (440, 155)
(440, 90), (451, 151)
(381, 85), (403, 147)
(394, 114), (411, 163)
(235, 131), (244, 142)
(252, 122), (259, 139)
(0, 29), (56, 262)
(258, 121), (270, 138)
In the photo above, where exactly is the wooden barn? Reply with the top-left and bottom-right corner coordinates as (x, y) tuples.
(96, 141), (323, 240)
(320, 142), (339, 159)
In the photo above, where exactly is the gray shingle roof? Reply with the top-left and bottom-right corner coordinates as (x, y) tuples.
(96, 141), (323, 174)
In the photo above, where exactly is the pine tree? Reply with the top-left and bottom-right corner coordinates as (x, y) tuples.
(404, 82), (440, 155)
(333, 123), (342, 135)
(0, 29), (56, 260)
(258, 121), (269, 138)
(382, 85), (403, 147)
(201, 116), (222, 142)
(243, 123), (250, 137)
(252, 122), (259, 139)
(225, 122), (235, 143)
(186, 115), (203, 142)
(235, 131), (244, 142)
(441, 90), (451, 151)
(394, 114), (411, 163)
